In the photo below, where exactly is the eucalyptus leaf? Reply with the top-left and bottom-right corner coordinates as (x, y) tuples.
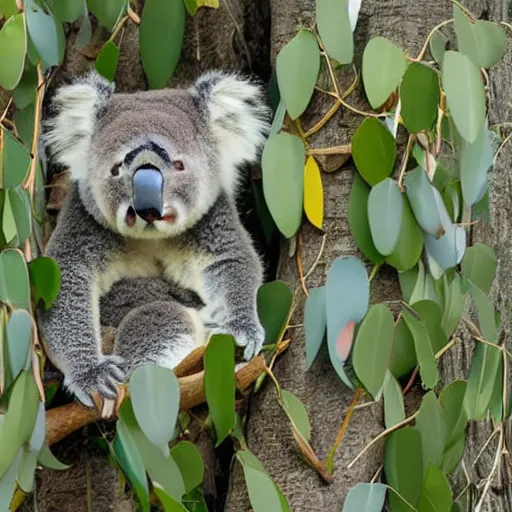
(49, 0), (84, 22)
(0, 14), (26, 90)
(95, 41), (119, 82)
(9, 187), (31, 244)
(1, 126), (31, 189)
(12, 64), (37, 109)
(153, 483), (187, 512)
(28, 401), (46, 453)
(204, 335), (236, 445)
(316, 0), (353, 65)
(0, 249), (30, 316)
(367, 178), (403, 256)
(6, 309), (32, 383)
(37, 443), (70, 470)
(412, 300), (448, 354)
(28, 256), (61, 310)
(16, 447), (37, 492)
(257, 280), (293, 344)
(362, 36), (407, 109)
(417, 464), (453, 512)
(140, 0), (185, 89)
(0, 449), (21, 509)
(342, 483), (387, 512)
(281, 390), (311, 442)
(441, 434), (465, 474)
(352, 304), (395, 398)
(389, 317), (417, 380)
(304, 286), (327, 369)
(439, 380), (468, 445)
(352, 118), (396, 186)
(467, 280), (498, 343)
(262, 133), (305, 238)
(2, 191), (17, 244)
(87, 0), (126, 30)
(430, 30), (449, 64)
(170, 441), (204, 493)
(383, 371), (405, 429)
(441, 273), (466, 338)
(442, 51), (486, 144)
(129, 364), (180, 455)
(461, 243), (496, 295)
(408, 260), (425, 306)
(348, 172), (384, 264)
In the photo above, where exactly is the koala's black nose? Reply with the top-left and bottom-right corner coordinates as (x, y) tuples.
(132, 167), (164, 223)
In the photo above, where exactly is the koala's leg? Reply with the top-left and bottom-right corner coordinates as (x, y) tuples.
(113, 300), (206, 378)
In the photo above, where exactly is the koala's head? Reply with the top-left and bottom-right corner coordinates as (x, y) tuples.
(43, 70), (270, 238)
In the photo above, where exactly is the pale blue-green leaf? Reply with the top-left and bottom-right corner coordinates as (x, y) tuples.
(6, 309), (32, 382)
(281, 390), (311, 442)
(430, 30), (448, 64)
(353, 304), (394, 398)
(439, 380), (468, 445)
(367, 178), (403, 256)
(75, 1), (91, 49)
(28, 401), (46, 453)
(87, 0), (126, 30)
(304, 286), (327, 369)
(129, 365), (180, 455)
(262, 133), (305, 238)
(402, 310), (438, 389)
(316, 0), (353, 65)
(442, 51), (485, 143)
(2, 191), (17, 244)
(0, 449), (21, 509)
(424, 274), (441, 307)
(416, 391), (447, 472)
(408, 259), (425, 306)
(170, 441), (204, 493)
(417, 463), (453, 512)
(461, 243), (496, 295)
(362, 37), (406, 109)
(0, 249), (30, 309)
(276, 30), (320, 120)
(342, 482), (387, 512)
(383, 371), (405, 429)
(404, 167), (443, 237)
(441, 434), (465, 474)
(269, 99), (286, 138)
(153, 483), (187, 512)
(0, 14), (26, 90)
(467, 280), (498, 343)
(9, 187), (31, 244)
(348, 0), (361, 31)
(326, 257), (369, 387)
(441, 273), (466, 338)
(16, 447), (37, 492)
(2, 126), (31, 189)
(37, 444), (70, 470)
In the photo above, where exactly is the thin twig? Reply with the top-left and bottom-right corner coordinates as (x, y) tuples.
(413, 19), (454, 62)
(126, 4), (140, 24)
(307, 144), (351, 156)
(304, 233), (327, 280)
(397, 134), (416, 190)
(472, 427), (501, 468)
(296, 232), (309, 297)
(492, 131), (512, 167)
(0, 97), (13, 124)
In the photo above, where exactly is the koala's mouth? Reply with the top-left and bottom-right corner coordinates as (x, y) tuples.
(124, 206), (177, 228)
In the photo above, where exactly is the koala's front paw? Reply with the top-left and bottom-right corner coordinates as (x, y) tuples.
(221, 317), (266, 361)
(63, 355), (125, 408)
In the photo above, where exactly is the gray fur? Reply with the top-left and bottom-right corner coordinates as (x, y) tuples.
(39, 70), (270, 407)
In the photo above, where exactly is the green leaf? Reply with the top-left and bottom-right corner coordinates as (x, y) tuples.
(276, 30), (320, 120)
(348, 173), (384, 264)
(441, 434), (465, 474)
(129, 365), (180, 455)
(0, 248), (30, 311)
(316, 0), (353, 65)
(28, 256), (61, 310)
(326, 257), (369, 387)
(416, 391), (447, 471)
(12, 64), (37, 109)
(262, 133), (305, 238)
(342, 483), (387, 512)
(0, 371), (39, 479)
(442, 51), (485, 143)
(2, 190), (17, 244)
(13, 103), (35, 148)
(87, 0), (126, 30)
(0, 0), (18, 18)
(182, 487), (209, 512)
(384, 427), (424, 512)
(352, 118), (396, 186)
(153, 483), (188, 512)
(383, 371), (405, 429)
(113, 420), (150, 512)
(399, 266), (420, 304)
(467, 280), (498, 343)
(439, 380), (468, 445)
(16, 447), (37, 492)
(281, 390), (311, 441)
(400, 63), (440, 133)
(429, 30), (449, 65)
(118, 399), (185, 500)
(367, 178), (403, 256)
(408, 260), (425, 306)
(463, 341), (501, 420)
(461, 243), (496, 295)
(204, 334), (236, 445)
(362, 36), (407, 110)
(453, 6), (507, 69)
(404, 167), (443, 237)
(48, 0), (84, 22)
(183, 0), (219, 16)
(95, 41), (119, 82)
(0, 449), (21, 509)
(402, 310), (438, 389)
(6, 309), (32, 383)
(459, 118), (493, 206)
(353, 304), (395, 398)
(2, 126), (31, 189)
(389, 317), (417, 379)
(28, 401), (46, 453)
(385, 197), (424, 272)
(417, 464), (453, 512)
(170, 442), (204, 493)
(0, 14), (26, 90)
(9, 187), (31, 244)
(140, 0), (184, 89)
(412, 300), (447, 354)
(257, 280), (293, 344)
(304, 286), (327, 369)
(37, 443), (70, 470)
(237, 450), (285, 512)
(441, 273), (466, 338)
(25, 0), (65, 69)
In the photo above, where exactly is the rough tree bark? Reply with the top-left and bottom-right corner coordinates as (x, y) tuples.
(225, 1), (512, 511)
(22, 0), (512, 511)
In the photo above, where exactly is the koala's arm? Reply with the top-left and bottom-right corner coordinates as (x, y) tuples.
(195, 197), (265, 360)
(39, 186), (124, 407)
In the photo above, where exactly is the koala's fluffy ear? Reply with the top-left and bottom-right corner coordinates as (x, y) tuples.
(43, 71), (115, 181)
(191, 71), (270, 197)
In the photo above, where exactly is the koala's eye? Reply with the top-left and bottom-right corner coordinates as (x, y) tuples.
(173, 160), (185, 172)
(110, 163), (122, 177)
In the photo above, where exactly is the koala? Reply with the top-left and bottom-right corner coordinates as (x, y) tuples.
(39, 69), (270, 409)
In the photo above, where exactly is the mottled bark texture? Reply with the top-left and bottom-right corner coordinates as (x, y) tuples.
(225, 1), (512, 511)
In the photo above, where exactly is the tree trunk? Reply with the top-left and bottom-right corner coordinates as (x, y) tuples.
(225, 1), (512, 511)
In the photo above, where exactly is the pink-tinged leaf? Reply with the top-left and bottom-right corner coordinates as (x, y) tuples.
(336, 321), (355, 361)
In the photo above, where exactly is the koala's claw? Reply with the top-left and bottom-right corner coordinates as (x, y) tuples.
(63, 355), (126, 408)
(218, 318), (265, 361)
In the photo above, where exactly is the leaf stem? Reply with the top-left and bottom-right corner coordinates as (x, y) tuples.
(413, 19), (454, 62)
(368, 263), (381, 283)
(397, 134), (416, 190)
